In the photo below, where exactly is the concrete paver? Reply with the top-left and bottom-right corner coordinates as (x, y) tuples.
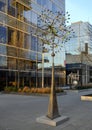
(0, 90), (92, 130)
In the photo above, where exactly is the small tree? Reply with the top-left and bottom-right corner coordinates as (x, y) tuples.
(38, 10), (74, 119)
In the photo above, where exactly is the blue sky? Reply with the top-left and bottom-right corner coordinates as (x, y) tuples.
(66, 0), (92, 24)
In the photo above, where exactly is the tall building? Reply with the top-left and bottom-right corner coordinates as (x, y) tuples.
(65, 21), (92, 86)
(66, 21), (92, 54)
(0, 0), (65, 90)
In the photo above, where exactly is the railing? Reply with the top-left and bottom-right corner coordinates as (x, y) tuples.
(0, 11), (30, 34)
(12, 0), (31, 9)
(19, 0), (31, 5)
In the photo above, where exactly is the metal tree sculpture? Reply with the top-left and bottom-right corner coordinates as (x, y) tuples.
(38, 10), (74, 120)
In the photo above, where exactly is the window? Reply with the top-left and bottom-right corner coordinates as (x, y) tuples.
(32, 11), (37, 25)
(0, 1), (6, 12)
(8, 28), (17, 46)
(23, 10), (31, 23)
(16, 3), (24, 20)
(7, 58), (16, 69)
(52, 3), (57, 13)
(0, 45), (7, 55)
(7, 46), (17, 57)
(17, 31), (24, 48)
(8, 0), (16, 17)
(0, 26), (7, 44)
(0, 56), (7, 69)
(37, 0), (41, 5)
(17, 60), (24, 70)
(31, 35), (37, 51)
(24, 34), (31, 49)
(41, 0), (47, 7)
(25, 61), (33, 70)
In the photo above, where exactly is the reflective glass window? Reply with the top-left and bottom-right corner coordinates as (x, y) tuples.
(24, 34), (31, 49)
(16, 3), (24, 20)
(48, 0), (52, 10)
(0, 0), (6, 12)
(0, 26), (7, 44)
(25, 61), (33, 70)
(8, 0), (16, 17)
(23, 10), (31, 23)
(31, 51), (36, 61)
(18, 49), (25, 58)
(8, 28), (17, 46)
(31, 35), (37, 51)
(52, 3), (57, 13)
(0, 56), (7, 68)
(7, 57), (16, 69)
(37, 38), (42, 52)
(37, 0), (41, 5)
(18, 59), (25, 70)
(0, 44), (7, 55)
(32, 11), (37, 25)
(17, 31), (24, 48)
(41, 0), (46, 7)
(7, 46), (17, 57)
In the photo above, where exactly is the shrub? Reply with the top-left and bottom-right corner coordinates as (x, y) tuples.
(4, 86), (18, 92)
(18, 88), (22, 93)
(22, 86), (30, 93)
(41, 88), (46, 93)
(12, 87), (18, 92)
(56, 88), (64, 93)
(45, 87), (51, 94)
(37, 88), (42, 93)
(31, 88), (35, 93)
(4, 87), (11, 92)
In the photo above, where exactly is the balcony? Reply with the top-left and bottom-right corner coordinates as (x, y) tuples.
(12, 0), (32, 10)
(0, 11), (30, 34)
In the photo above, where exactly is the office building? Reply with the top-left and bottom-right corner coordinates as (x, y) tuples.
(66, 21), (92, 54)
(65, 21), (92, 86)
(0, 0), (65, 90)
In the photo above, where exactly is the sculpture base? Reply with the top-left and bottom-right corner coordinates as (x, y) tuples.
(36, 115), (69, 126)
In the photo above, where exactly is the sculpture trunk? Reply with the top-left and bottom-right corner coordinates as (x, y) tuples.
(47, 52), (60, 119)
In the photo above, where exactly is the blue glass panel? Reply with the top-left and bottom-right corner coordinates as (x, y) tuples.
(31, 51), (36, 61)
(37, 0), (41, 5)
(0, 26), (7, 43)
(0, 45), (7, 55)
(8, 0), (15, 17)
(31, 35), (37, 51)
(0, 1), (5, 12)
(0, 56), (7, 68)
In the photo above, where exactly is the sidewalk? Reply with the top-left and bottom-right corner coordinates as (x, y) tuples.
(0, 90), (92, 130)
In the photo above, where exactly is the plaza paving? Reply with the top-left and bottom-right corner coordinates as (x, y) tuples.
(0, 90), (92, 130)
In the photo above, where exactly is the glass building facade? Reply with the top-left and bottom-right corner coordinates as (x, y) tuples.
(0, 0), (65, 90)
(65, 21), (92, 86)
(66, 21), (92, 54)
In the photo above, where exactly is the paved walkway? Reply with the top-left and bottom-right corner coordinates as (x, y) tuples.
(0, 90), (92, 130)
